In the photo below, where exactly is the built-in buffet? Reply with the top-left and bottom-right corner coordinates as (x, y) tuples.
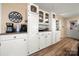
(0, 3), (61, 56)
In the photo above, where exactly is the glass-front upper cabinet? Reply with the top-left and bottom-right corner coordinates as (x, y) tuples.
(28, 4), (39, 13)
(45, 13), (49, 23)
(39, 9), (50, 32)
(56, 20), (60, 31)
(31, 5), (37, 13)
(39, 11), (44, 23)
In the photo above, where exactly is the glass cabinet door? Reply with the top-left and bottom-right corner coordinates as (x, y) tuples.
(39, 11), (44, 22)
(56, 20), (59, 31)
(31, 5), (37, 13)
(45, 13), (49, 23)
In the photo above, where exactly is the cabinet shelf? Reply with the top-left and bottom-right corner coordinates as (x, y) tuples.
(39, 23), (49, 26)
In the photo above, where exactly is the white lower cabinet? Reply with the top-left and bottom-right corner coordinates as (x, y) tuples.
(0, 41), (7, 56)
(0, 34), (28, 56)
(39, 32), (52, 50)
(28, 34), (40, 55)
(0, 39), (28, 56)
(0, 32), (53, 56)
(55, 31), (61, 43)
(39, 33), (46, 50)
(52, 32), (56, 44)
(45, 33), (52, 47)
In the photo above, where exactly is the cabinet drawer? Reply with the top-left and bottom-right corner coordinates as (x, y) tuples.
(0, 34), (28, 41)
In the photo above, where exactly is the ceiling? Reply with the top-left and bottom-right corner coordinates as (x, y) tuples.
(35, 3), (79, 18)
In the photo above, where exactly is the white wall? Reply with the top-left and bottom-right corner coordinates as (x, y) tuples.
(0, 4), (1, 33)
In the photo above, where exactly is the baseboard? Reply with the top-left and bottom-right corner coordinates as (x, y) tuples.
(66, 37), (79, 41)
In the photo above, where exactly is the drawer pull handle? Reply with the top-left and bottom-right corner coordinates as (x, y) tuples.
(45, 36), (47, 38)
(38, 37), (40, 39)
(0, 43), (1, 46)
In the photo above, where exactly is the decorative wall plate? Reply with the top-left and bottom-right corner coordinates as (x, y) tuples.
(9, 11), (23, 23)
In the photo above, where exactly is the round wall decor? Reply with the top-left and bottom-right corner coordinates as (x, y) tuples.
(9, 11), (23, 23)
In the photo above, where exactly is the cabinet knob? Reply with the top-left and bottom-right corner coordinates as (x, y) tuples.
(24, 39), (26, 41)
(14, 36), (16, 38)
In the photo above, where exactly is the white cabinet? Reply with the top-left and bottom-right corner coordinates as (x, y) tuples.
(55, 20), (61, 43)
(50, 12), (61, 44)
(39, 32), (52, 50)
(0, 41), (7, 56)
(50, 13), (56, 44)
(27, 3), (39, 14)
(0, 39), (27, 56)
(0, 34), (28, 56)
(27, 4), (39, 54)
(51, 32), (56, 44)
(55, 31), (61, 42)
(28, 13), (39, 54)
(45, 32), (52, 47)
(28, 33), (39, 54)
(52, 18), (61, 43)
(39, 33), (46, 50)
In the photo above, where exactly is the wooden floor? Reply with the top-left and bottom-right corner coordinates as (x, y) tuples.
(30, 38), (79, 56)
